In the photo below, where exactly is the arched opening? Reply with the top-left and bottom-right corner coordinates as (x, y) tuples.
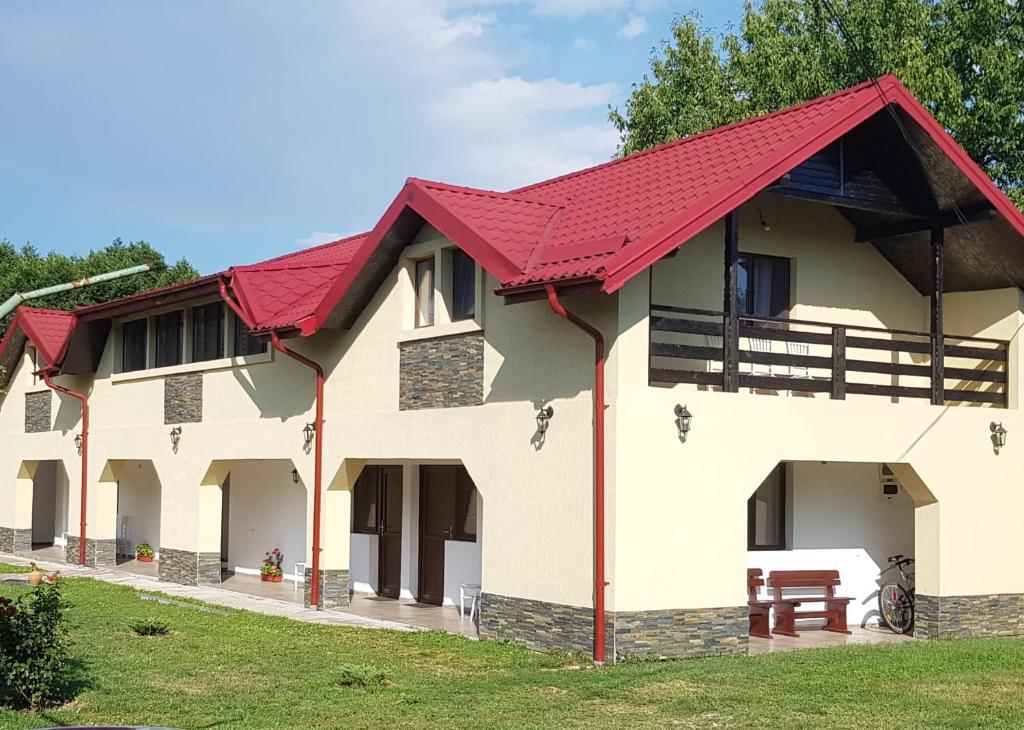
(746, 460), (932, 650)
(27, 460), (70, 561)
(115, 460), (162, 576)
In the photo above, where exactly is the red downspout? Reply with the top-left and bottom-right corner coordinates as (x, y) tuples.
(545, 284), (606, 663)
(219, 278), (324, 609)
(41, 370), (88, 566)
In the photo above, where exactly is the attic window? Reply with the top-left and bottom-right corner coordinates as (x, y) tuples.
(415, 257), (435, 328)
(450, 248), (476, 321)
(122, 319), (148, 372)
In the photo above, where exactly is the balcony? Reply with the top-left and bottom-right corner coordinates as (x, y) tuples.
(649, 305), (1009, 407)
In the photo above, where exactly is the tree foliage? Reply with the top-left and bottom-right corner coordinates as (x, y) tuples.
(0, 238), (198, 336)
(610, 0), (1024, 205)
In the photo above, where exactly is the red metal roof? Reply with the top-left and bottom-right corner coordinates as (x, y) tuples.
(0, 307), (76, 370)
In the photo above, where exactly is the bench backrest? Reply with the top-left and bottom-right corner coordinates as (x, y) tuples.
(747, 568), (765, 602)
(768, 570), (842, 600)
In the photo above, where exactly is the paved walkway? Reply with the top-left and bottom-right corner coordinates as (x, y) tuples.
(0, 552), (428, 633)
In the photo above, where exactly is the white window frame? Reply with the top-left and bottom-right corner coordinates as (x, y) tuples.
(400, 239), (483, 342)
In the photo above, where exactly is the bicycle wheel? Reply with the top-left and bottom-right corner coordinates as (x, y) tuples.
(879, 582), (913, 634)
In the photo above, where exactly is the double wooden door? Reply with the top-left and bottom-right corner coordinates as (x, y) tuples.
(418, 465), (479, 606)
(354, 466), (403, 599)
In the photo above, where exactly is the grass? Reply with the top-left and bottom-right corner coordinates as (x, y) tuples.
(0, 563), (30, 574)
(1, 578), (1023, 729)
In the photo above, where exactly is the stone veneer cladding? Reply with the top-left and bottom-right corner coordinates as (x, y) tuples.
(399, 332), (483, 410)
(915, 594), (1024, 638)
(164, 373), (203, 424)
(64, 536), (116, 567)
(0, 527), (33, 554)
(24, 391), (52, 433)
(304, 568), (350, 608)
(159, 547), (222, 586)
(479, 593), (748, 661)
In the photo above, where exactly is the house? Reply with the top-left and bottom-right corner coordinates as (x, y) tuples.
(2, 75), (1023, 661)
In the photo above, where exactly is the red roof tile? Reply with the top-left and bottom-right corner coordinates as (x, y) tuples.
(0, 307), (76, 370)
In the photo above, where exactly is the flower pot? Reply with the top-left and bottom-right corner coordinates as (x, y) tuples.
(261, 573), (283, 583)
(136, 554), (154, 563)
(27, 571), (44, 587)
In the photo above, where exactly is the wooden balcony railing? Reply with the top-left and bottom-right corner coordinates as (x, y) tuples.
(649, 305), (1009, 407)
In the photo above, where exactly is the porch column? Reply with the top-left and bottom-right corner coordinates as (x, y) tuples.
(85, 471), (118, 567)
(930, 224), (944, 406)
(723, 209), (740, 392)
(305, 485), (351, 609)
(0, 462), (36, 554)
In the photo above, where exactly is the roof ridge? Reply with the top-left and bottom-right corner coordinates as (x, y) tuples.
(412, 177), (565, 209)
(511, 76), (885, 195)
(251, 231), (369, 266)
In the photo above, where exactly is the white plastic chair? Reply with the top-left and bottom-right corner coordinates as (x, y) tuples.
(294, 562), (306, 593)
(117, 516), (131, 558)
(460, 583), (481, 621)
(706, 335), (724, 376)
(748, 338), (773, 391)
(786, 341), (811, 396)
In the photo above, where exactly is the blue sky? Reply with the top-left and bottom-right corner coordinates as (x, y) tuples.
(0, 1), (742, 273)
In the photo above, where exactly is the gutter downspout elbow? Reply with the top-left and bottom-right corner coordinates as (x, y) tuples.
(218, 276), (326, 610)
(41, 370), (89, 566)
(545, 284), (607, 663)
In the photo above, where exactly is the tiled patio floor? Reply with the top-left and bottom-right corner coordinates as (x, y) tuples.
(748, 623), (912, 654)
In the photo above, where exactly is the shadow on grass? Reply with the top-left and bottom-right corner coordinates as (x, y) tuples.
(16, 657), (93, 726)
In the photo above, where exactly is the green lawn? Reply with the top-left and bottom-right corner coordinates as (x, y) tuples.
(0, 562), (30, 574)
(1, 577), (1023, 729)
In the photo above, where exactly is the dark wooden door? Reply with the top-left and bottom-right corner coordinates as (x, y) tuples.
(378, 466), (403, 599)
(418, 467), (455, 605)
(220, 477), (231, 564)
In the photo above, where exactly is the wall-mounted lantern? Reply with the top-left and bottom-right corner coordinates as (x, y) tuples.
(674, 404), (693, 442)
(169, 426), (182, 452)
(291, 468), (300, 485)
(536, 406), (554, 434)
(991, 421), (1008, 453)
(74, 433), (83, 456)
(303, 422), (317, 450)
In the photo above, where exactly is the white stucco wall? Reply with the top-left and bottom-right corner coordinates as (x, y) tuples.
(31, 460), (58, 543)
(116, 460), (162, 556)
(747, 461), (915, 625)
(225, 460), (306, 579)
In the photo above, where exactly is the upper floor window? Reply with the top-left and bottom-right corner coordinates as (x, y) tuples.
(738, 253), (791, 318)
(415, 257), (435, 328)
(232, 312), (267, 357)
(154, 311), (183, 368)
(122, 319), (148, 372)
(450, 248), (476, 321)
(192, 303), (224, 363)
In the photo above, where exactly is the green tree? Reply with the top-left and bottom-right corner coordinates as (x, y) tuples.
(610, 0), (1024, 205)
(0, 238), (198, 337)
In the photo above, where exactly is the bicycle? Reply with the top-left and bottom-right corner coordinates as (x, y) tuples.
(878, 554), (915, 634)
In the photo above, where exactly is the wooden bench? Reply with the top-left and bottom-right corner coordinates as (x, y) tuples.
(747, 568), (772, 639)
(767, 569), (853, 637)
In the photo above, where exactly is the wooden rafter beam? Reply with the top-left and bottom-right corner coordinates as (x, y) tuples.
(855, 206), (996, 243)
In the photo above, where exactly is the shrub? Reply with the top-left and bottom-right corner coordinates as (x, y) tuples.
(134, 543), (155, 558)
(333, 663), (392, 689)
(128, 618), (170, 637)
(0, 583), (71, 709)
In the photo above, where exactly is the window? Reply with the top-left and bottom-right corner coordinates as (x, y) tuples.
(452, 467), (478, 541)
(737, 253), (791, 318)
(122, 319), (148, 372)
(450, 249), (476, 321)
(352, 469), (379, 535)
(748, 465), (786, 550)
(415, 258), (435, 327)
(232, 312), (267, 357)
(154, 311), (183, 368)
(192, 303), (224, 362)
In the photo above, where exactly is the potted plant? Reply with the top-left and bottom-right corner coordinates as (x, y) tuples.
(26, 562), (44, 586)
(261, 548), (284, 583)
(135, 543), (156, 563)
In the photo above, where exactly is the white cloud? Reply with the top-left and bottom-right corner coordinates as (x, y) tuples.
(529, 0), (628, 16)
(296, 231), (343, 247)
(573, 37), (595, 51)
(617, 15), (649, 39)
(430, 76), (618, 187)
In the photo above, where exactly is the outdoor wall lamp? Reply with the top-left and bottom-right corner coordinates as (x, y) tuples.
(169, 426), (182, 451)
(303, 422), (317, 449)
(536, 405), (554, 434)
(74, 433), (83, 456)
(674, 404), (693, 442)
(291, 468), (300, 485)
(991, 421), (1008, 453)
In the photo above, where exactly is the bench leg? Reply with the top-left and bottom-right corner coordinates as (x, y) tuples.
(823, 603), (852, 635)
(749, 609), (772, 639)
(772, 603), (799, 638)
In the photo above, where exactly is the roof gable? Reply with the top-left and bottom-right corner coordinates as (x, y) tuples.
(0, 307), (76, 388)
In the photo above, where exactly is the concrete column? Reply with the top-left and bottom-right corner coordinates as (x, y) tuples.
(307, 460), (360, 608)
(0, 461), (36, 554)
(158, 461), (225, 586)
